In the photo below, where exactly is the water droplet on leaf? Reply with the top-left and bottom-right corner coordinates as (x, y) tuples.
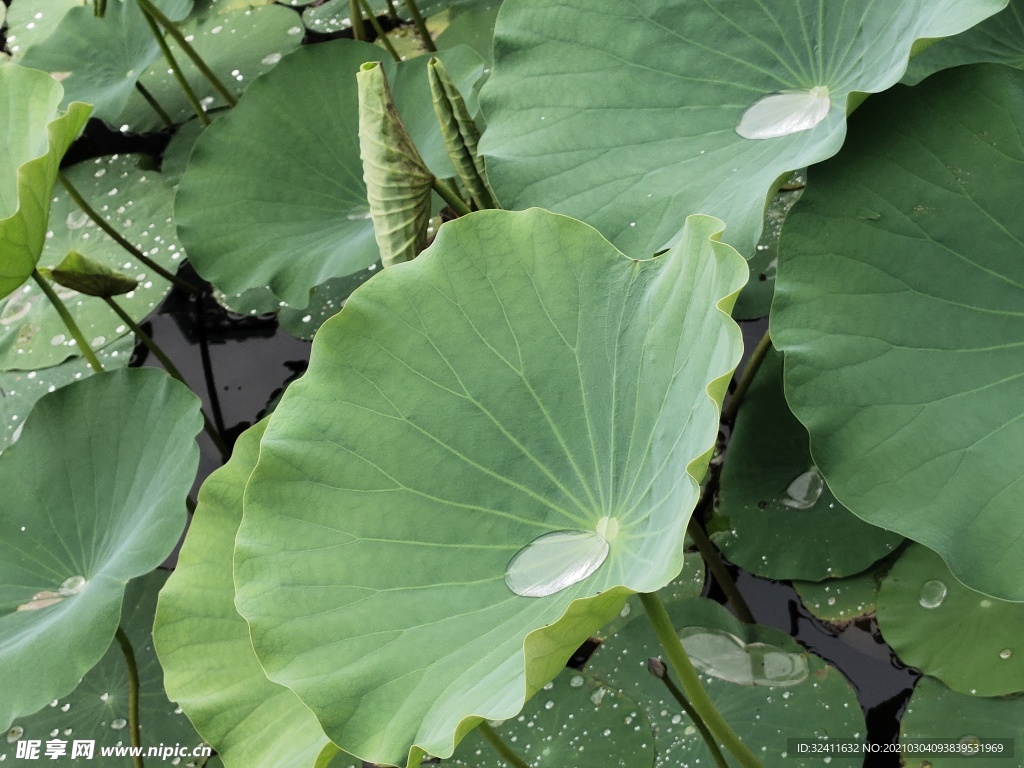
(918, 580), (948, 609)
(736, 86), (831, 140)
(678, 628), (808, 686)
(781, 467), (824, 509)
(504, 529), (609, 597)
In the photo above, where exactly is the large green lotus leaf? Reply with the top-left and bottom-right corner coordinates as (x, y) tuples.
(587, 597), (865, 767)
(905, 0), (1024, 84)
(176, 41), (485, 309)
(0, 571), (208, 765)
(0, 368), (202, 728)
(0, 334), (134, 452)
(4, 0), (87, 62)
(19, 0), (192, 123)
(478, 0), (1006, 260)
(438, 669), (654, 767)
(877, 544), (1024, 696)
(116, 5), (304, 133)
(0, 67), (91, 301)
(0, 154), (182, 371)
(234, 209), (747, 764)
(155, 420), (334, 768)
(900, 677), (1024, 767)
(770, 64), (1024, 601)
(710, 349), (902, 581)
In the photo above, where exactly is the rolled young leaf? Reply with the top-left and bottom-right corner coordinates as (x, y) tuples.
(428, 56), (499, 210)
(234, 208), (747, 765)
(357, 61), (435, 268)
(43, 250), (138, 298)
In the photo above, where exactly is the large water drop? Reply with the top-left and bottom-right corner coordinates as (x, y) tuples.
(505, 529), (610, 598)
(918, 579), (948, 609)
(781, 467), (824, 510)
(737, 87), (831, 140)
(679, 628), (808, 687)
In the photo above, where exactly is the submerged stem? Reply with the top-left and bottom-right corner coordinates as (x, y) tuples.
(687, 516), (755, 624)
(136, 0), (239, 108)
(723, 329), (771, 424)
(639, 592), (764, 768)
(31, 271), (105, 374)
(103, 297), (231, 461)
(432, 177), (472, 217)
(114, 627), (145, 768)
(360, 0), (402, 61)
(57, 172), (201, 295)
(478, 721), (531, 768)
(138, 3), (211, 127)
(134, 81), (175, 131)
(402, 0), (437, 52)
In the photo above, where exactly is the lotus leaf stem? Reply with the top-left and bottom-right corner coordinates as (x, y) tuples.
(384, 0), (401, 23)
(402, 0), (437, 52)
(57, 172), (201, 295)
(360, 0), (402, 62)
(649, 657), (730, 768)
(350, 0), (366, 40)
(687, 516), (755, 624)
(31, 271), (105, 374)
(134, 81), (176, 131)
(136, 0), (239, 108)
(103, 297), (231, 461)
(723, 329), (771, 424)
(432, 177), (472, 217)
(639, 592), (764, 768)
(114, 627), (145, 768)
(478, 721), (531, 768)
(138, 2), (212, 127)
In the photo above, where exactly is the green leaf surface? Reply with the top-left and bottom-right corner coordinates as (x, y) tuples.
(905, 0), (1024, 84)
(116, 5), (304, 132)
(710, 349), (902, 581)
(439, 669), (655, 767)
(793, 564), (884, 624)
(0, 154), (182, 370)
(19, 0), (192, 123)
(0, 67), (90, 301)
(877, 544), (1024, 696)
(4, 0), (88, 62)
(176, 40), (485, 308)
(45, 250), (138, 298)
(155, 419), (334, 768)
(900, 676), (1024, 767)
(587, 597), (866, 767)
(478, 0), (1006, 259)
(434, 0), (502, 64)
(358, 62), (434, 268)
(234, 209), (746, 764)
(0, 571), (208, 766)
(770, 64), (1024, 601)
(0, 368), (202, 728)
(0, 335), (134, 453)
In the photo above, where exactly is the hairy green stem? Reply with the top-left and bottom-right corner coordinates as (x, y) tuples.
(31, 271), (105, 374)
(478, 722), (531, 768)
(723, 329), (771, 424)
(402, 0), (436, 51)
(687, 516), (755, 624)
(650, 658), (730, 768)
(432, 177), (472, 217)
(350, 0), (366, 39)
(134, 81), (175, 131)
(137, 0), (239, 108)
(138, 5), (211, 126)
(360, 0), (402, 61)
(103, 297), (231, 460)
(639, 592), (764, 768)
(114, 627), (144, 768)
(57, 172), (201, 295)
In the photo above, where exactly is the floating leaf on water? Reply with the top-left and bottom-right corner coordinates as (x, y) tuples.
(736, 87), (832, 139)
(504, 529), (611, 598)
(678, 627), (809, 687)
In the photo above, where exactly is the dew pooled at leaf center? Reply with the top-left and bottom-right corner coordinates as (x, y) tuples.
(504, 528), (612, 598)
(736, 86), (831, 140)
